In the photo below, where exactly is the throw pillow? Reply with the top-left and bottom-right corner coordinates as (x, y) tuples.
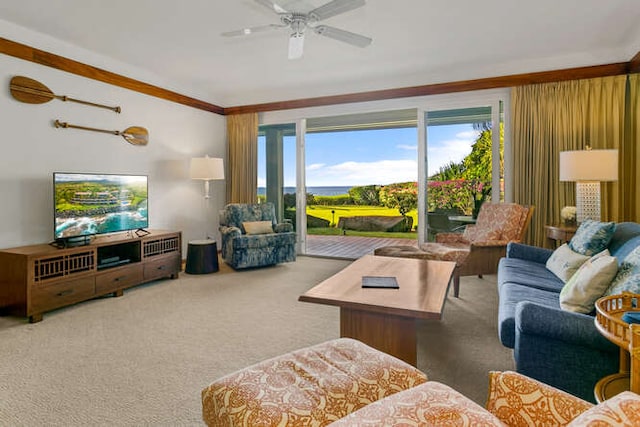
(567, 391), (640, 426)
(559, 249), (618, 313)
(568, 220), (615, 256)
(604, 245), (640, 296)
(546, 243), (591, 282)
(242, 221), (273, 235)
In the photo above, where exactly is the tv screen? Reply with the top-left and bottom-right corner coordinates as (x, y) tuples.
(54, 173), (149, 240)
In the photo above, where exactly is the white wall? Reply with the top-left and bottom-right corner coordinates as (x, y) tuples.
(0, 30), (226, 252)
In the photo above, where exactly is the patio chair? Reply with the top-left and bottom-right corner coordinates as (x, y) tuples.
(427, 212), (465, 241)
(420, 203), (534, 297)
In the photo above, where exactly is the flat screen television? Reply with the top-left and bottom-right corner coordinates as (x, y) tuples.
(54, 172), (149, 241)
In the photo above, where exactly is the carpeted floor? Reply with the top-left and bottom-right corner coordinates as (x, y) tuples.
(0, 256), (514, 426)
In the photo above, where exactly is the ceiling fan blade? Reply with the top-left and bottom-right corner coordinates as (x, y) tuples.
(309, 0), (365, 21)
(254, 0), (289, 14)
(221, 24), (284, 37)
(288, 33), (305, 59)
(313, 25), (372, 48)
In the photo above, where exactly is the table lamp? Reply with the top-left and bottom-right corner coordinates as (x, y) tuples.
(559, 148), (618, 223)
(190, 156), (224, 199)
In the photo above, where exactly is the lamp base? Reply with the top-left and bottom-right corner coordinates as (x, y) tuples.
(576, 181), (600, 223)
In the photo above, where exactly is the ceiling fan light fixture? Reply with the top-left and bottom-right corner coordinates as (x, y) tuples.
(223, 0), (372, 58)
(288, 32), (305, 59)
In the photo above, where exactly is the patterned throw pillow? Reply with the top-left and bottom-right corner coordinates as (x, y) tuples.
(546, 243), (591, 282)
(559, 250), (618, 313)
(604, 245), (640, 296)
(568, 220), (615, 256)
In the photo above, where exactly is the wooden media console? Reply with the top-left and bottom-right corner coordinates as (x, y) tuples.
(0, 230), (181, 323)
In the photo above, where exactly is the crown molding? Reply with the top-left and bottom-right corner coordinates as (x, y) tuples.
(2, 37), (638, 117)
(0, 37), (225, 115)
(223, 62), (631, 115)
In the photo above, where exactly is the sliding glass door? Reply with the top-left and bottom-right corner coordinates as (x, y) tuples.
(418, 94), (508, 244)
(257, 123), (297, 222)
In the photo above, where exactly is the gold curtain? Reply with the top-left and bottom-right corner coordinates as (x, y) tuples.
(622, 74), (640, 220)
(226, 113), (258, 204)
(512, 75), (628, 247)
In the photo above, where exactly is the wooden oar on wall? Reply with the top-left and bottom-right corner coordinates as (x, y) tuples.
(10, 76), (121, 113)
(54, 120), (148, 146)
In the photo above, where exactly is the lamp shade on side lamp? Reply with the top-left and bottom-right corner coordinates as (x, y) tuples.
(559, 149), (618, 223)
(190, 156), (224, 199)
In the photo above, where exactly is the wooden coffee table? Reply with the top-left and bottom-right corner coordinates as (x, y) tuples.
(299, 255), (456, 366)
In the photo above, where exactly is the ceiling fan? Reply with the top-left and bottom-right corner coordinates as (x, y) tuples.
(222, 0), (372, 59)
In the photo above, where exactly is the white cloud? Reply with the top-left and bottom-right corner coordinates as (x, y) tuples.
(456, 130), (480, 139)
(306, 159), (417, 186)
(306, 163), (325, 171)
(427, 134), (478, 175)
(397, 144), (417, 151)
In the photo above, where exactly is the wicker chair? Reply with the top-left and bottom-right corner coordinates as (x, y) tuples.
(420, 203), (534, 297)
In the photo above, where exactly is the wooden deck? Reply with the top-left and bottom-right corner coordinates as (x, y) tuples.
(305, 234), (418, 259)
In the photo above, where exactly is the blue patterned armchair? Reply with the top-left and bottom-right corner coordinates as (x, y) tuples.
(219, 203), (296, 269)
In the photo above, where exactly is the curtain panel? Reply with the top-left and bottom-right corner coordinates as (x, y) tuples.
(226, 113), (258, 204)
(511, 75), (633, 247)
(624, 74), (640, 221)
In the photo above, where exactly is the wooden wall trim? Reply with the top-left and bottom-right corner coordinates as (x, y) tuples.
(2, 37), (637, 117)
(0, 38), (225, 115)
(629, 50), (640, 73)
(224, 62), (630, 115)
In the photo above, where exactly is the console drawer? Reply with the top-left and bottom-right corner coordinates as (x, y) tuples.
(30, 276), (95, 314)
(144, 255), (180, 281)
(95, 264), (144, 295)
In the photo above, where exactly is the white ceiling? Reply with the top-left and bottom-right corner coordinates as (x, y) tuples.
(2, 0), (640, 108)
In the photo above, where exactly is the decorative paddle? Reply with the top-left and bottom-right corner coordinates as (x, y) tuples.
(10, 76), (121, 113)
(54, 120), (148, 146)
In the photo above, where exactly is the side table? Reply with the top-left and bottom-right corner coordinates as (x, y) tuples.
(593, 293), (640, 402)
(545, 224), (577, 248)
(185, 240), (219, 274)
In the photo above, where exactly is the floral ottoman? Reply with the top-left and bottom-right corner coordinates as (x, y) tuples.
(201, 338), (428, 426)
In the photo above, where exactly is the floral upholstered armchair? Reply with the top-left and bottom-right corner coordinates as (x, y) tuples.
(421, 203), (534, 297)
(219, 203), (296, 269)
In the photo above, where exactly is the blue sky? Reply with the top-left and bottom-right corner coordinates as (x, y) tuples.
(258, 123), (479, 187)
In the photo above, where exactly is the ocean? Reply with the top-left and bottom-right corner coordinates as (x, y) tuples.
(258, 186), (352, 196)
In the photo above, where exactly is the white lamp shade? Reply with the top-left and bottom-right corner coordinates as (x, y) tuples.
(559, 149), (618, 182)
(190, 157), (224, 180)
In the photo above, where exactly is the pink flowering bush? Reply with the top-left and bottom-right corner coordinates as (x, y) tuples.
(379, 182), (418, 215)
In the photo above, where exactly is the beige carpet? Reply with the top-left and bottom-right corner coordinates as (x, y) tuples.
(0, 256), (514, 426)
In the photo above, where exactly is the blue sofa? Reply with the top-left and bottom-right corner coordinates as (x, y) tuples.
(219, 203), (296, 269)
(497, 222), (640, 402)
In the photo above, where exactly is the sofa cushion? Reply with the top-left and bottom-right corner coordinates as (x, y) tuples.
(202, 338), (428, 427)
(569, 220), (616, 256)
(567, 391), (640, 426)
(463, 225), (501, 243)
(498, 282), (560, 348)
(607, 222), (640, 257)
(487, 371), (593, 426)
(545, 243), (591, 282)
(498, 258), (564, 293)
(559, 250), (618, 313)
(230, 232), (296, 250)
(604, 245), (640, 296)
(330, 381), (504, 426)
